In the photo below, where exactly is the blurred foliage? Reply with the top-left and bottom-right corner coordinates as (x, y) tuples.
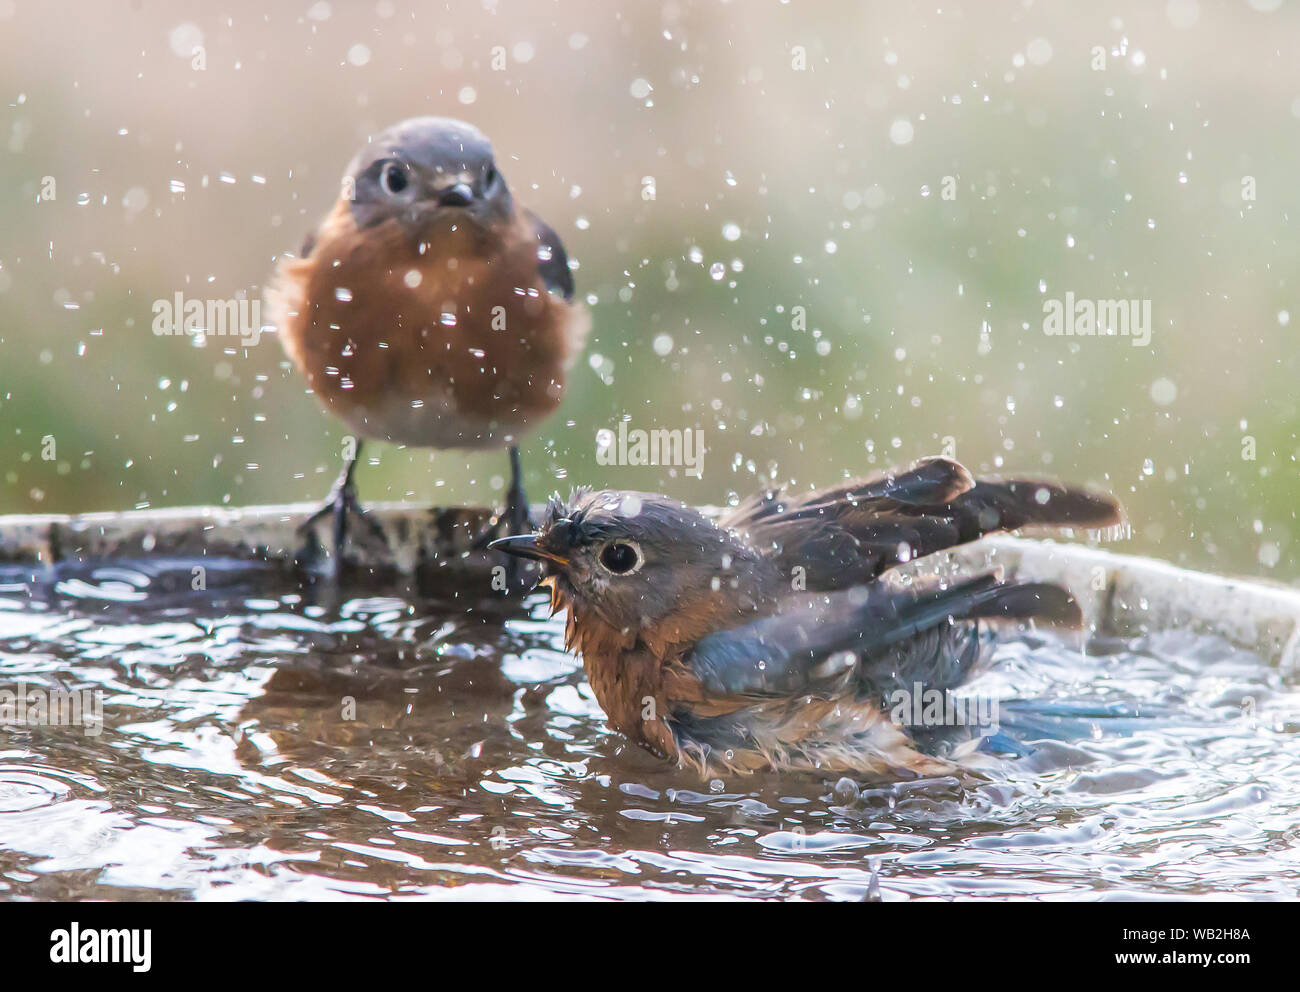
(1, 0), (1298, 578)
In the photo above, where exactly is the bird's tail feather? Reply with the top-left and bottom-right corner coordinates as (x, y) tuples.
(972, 699), (1176, 757)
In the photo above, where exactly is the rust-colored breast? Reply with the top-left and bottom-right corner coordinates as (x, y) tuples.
(565, 608), (679, 762)
(270, 200), (586, 450)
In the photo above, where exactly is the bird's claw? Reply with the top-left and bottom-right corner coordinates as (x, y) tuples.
(297, 480), (387, 577)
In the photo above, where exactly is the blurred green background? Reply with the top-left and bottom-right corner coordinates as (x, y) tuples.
(1, 0), (1297, 579)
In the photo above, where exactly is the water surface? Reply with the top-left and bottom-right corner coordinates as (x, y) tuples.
(1, 559), (1297, 901)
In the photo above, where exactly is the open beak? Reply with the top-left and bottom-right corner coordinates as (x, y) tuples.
(488, 534), (569, 567)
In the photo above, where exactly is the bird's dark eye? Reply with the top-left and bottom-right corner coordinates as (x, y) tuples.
(380, 162), (409, 195)
(599, 541), (641, 575)
(485, 164), (499, 187)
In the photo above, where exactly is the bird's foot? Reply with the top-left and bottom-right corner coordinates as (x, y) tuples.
(296, 480), (387, 578)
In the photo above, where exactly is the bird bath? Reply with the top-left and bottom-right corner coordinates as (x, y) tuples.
(1, 502), (1297, 900)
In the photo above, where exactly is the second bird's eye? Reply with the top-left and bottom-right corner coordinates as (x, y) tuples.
(599, 542), (641, 575)
(381, 163), (409, 195)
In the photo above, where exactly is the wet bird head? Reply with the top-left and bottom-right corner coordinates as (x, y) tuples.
(491, 489), (767, 640)
(345, 116), (514, 238)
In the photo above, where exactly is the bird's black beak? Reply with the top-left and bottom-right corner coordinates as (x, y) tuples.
(488, 534), (569, 567)
(438, 182), (474, 207)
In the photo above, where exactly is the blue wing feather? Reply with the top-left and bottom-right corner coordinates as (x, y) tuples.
(687, 574), (1077, 699)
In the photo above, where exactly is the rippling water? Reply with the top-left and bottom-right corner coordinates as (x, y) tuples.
(1, 558), (1298, 901)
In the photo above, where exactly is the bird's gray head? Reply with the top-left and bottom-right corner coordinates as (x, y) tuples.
(492, 489), (763, 636)
(346, 116), (513, 235)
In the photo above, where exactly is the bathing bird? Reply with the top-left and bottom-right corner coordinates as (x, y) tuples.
(492, 457), (1122, 778)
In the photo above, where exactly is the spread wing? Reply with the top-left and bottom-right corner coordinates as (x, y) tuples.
(720, 456), (1121, 592)
(527, 210), (574, 301)
(683, 573), (1081, 701)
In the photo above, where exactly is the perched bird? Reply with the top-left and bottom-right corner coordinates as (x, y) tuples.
(492, 457), (1122, 779)
(268, 117), (587, 567)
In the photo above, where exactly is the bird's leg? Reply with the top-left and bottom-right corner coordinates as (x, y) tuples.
(472, 446), (535, 545)
(297, 440), (387, 574)
(500, 445), (534, 587)
(473, 446), (535, 588)
(503, 445), (534, 536)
